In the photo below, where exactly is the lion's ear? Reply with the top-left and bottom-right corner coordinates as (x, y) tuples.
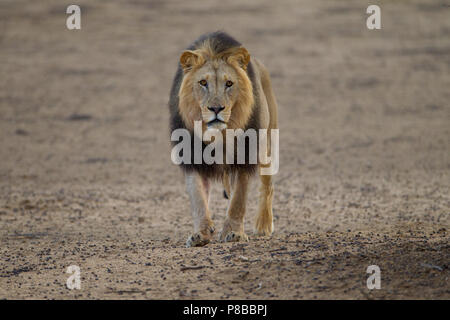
(180, 50), (203, 72)
(227, 47), (250, 70)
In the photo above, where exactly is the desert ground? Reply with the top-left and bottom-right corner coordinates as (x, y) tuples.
(0, 0), (449, 299)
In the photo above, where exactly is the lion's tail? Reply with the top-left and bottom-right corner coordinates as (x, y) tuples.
(222, 172), (231, 199)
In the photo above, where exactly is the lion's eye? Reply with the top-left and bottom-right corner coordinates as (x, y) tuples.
(199, 79), (207, 87)
(225, 80), (233, 88)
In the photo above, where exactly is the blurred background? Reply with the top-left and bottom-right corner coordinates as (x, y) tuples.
(0, 0), (448, 299)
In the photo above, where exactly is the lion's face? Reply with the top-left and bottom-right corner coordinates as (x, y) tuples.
(178, 45), (254, 132)
(191, 60), (239, 130)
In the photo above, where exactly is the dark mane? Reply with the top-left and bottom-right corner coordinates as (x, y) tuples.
(187, 31), (242, 53)
(168, 31), (260, 179)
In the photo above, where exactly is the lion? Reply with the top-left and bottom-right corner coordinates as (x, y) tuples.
(168, 31), (279, 247)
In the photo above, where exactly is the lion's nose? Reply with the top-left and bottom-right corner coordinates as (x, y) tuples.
(207, 106), (225, 114)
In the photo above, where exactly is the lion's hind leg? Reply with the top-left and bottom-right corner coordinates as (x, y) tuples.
(255, 172), (274, 236)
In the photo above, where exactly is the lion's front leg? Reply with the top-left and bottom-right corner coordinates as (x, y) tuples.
(185, 172), (215, 247)
(219, 172), (250, 243)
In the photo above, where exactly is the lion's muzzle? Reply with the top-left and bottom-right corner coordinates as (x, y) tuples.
(205, 105), (227, 130)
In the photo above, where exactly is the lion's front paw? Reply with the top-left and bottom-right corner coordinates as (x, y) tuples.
(186, 226), (215, 248)
(219, 219), (247, 242)
(186, 232), (210, 247)
(221, 231), (249, 243)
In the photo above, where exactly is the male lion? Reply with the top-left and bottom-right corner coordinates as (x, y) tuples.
(168, 32), (279, 247)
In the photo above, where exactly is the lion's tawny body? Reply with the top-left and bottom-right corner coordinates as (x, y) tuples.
(168, 31), (278, 247)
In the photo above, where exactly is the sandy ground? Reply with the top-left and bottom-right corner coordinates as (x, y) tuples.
(0, 0), (449, 299)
